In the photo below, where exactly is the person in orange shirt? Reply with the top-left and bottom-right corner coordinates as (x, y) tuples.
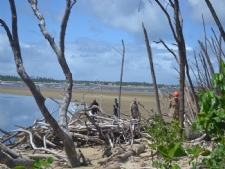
(169, 91), (180, 120)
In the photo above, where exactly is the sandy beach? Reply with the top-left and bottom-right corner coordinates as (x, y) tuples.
(1, 87), (159, 118)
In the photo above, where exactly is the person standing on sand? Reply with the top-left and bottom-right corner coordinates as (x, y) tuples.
(113, 98), (119, 117)
(130, 98), (139, 119)
(89, 98), (99, 115)
(169, 91), (180, 120)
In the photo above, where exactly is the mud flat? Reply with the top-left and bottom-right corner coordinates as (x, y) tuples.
(0, 87), (159, 118)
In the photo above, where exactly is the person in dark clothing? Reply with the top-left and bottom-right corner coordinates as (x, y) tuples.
(89, 98), (99, 115)
(113, 98), (119, 117)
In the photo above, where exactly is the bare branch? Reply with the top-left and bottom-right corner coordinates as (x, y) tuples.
(138, 0), (142, 12)
(201, 14), (207, 52)
(113, 47), (123, 56)
(60, 0), (76, 54)
(142, 22), (162, 116)
(205, 0), (225, 42)
(154, 39), (179, 64)
(155, 0), (178, 42)
(198, 40), (215, 76)
(13, 129), (67, 159)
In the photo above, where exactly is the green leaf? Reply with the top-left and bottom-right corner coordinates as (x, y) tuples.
(201, 150), (211, 156)
(218, 74), (223, 81)
(152, 161), (159, 167)
(171, 164), (181, 169)
(194, 144), (202, 157)
(14, 166), (25, 169)
(33, 158), (44, 168)
(197, 112), (206, 117)
(158, 145), (169, 158)
(46, 157), (53, 164)
(173, 147), (185, 157)
(186, 148), (195, 154)
(212, 78), (217, 88)
(211, 97), (216, 107)
(213, 117), (221, 123)
(189, 156), (195, 165)
(152, 161), (164, 168)
(168, 142), (181, 158)
(192, 161), (198, 168)
(41, 157), (54, 167)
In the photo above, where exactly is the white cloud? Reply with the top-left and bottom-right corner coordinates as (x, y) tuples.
(0, 31), (182, 84)
(76, 0), (172, 41)
(187, 0), (225, 24)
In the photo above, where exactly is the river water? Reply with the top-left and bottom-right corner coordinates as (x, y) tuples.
(0, 93), (60, 132)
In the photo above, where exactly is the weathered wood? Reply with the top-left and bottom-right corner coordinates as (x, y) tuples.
(0, 142), (20, 159)
(14, 129), (67, 159)
(142, 22), (162, 117)
(1, 131), (21, 143)
(73, 133), (105, 145)
(117, 144), (146, 162)
(26, 154), (60, 161)
(190, 133), (207, 143)
(78, 149), (88, 166)
(10, 135), (26, 149)
(35, 132), (56, 148)
(0, 150), (34, 169)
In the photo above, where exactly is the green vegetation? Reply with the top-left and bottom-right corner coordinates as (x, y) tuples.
(146, 62), (225, 169)
(14, 157), (53, 169)
(143, 115), (184, 168)
(0, 75), (22, 81)
(193, 61), (225, 168)
(0, 75), (178, 88)
(186, 144), (210, 168)
(154, 142), (185, 169)
(143, 115), (182, 151)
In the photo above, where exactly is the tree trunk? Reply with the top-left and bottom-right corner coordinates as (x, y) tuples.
(174, 0), (186, 128)
(142, 22), (162, 117)
(0, 0), (79, 167)
(118, 40), (125, 119)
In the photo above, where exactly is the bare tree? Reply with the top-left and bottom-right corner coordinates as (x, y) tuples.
(118, 40), (125, 119)
(142, 23), (162, 117)
(0, 0), (79, 167)
(154, 0), (187, 127)
(113, 40), (125, 119)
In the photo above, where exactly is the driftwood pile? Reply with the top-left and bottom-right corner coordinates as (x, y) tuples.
(0, 100), (153, 168)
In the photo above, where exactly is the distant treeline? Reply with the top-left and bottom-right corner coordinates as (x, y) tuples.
(0, 75), (178, 88)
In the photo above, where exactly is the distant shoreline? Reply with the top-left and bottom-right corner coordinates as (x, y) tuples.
(0, 87), (155, 99)
(0, 81), (177, 95)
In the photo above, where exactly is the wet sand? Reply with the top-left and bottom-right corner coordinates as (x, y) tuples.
(0, 87), (158, 118)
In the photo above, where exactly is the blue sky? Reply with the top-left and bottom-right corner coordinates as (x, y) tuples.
(0, 0), (225, 85)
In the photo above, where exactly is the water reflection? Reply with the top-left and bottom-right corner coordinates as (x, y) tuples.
(0, 93), (60, 132)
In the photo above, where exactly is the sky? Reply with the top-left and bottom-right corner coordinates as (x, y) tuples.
(0, 0), (225, 85)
